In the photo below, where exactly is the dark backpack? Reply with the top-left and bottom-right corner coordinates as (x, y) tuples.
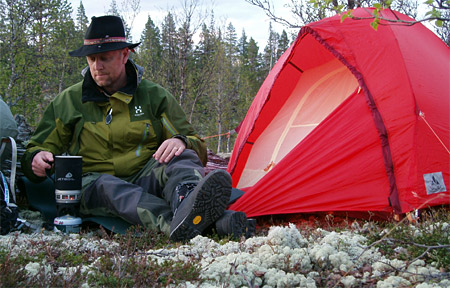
(0, 98), (20, 234)
(1, 171), (19, 235)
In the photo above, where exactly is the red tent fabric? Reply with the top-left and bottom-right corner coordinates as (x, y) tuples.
(228, 8), (450, 217)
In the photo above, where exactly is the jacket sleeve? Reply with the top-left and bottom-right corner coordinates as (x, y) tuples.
(156, 89), (207, 166)
(21, 99), (74, 182)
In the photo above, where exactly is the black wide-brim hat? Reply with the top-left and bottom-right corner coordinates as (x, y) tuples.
(69, 15), (140, 57)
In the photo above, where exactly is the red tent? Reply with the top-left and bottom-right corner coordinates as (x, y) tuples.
(228, 8), (450, 217)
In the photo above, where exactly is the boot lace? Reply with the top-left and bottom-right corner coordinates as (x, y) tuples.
(173, 182), (197, 215)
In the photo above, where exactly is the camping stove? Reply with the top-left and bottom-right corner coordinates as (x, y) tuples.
(54, 189), (82, 233)
(52, 155), (83, 233)
(55, 189), (81, 216)
(53, 214), (82, 233)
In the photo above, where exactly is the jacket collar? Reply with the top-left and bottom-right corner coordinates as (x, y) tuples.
(81, 60), (144, 103)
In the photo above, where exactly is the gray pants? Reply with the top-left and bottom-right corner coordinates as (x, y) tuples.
(80, 149), (204, 235)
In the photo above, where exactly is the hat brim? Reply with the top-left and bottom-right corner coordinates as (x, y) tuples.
(69, 42), (140, 57)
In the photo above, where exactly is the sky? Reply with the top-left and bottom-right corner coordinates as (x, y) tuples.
(69, 0), (295, 49)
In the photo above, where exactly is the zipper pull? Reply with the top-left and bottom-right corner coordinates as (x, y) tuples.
(105, 107), (113, 125)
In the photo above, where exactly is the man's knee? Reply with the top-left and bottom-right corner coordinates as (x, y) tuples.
(166, 149), (204, 175)
(81, 174), (143, 224)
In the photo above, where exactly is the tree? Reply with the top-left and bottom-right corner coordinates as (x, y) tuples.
(137, 15), (162, 82)
(245, 0), (450, 45)
(237, 31), (262, 127)
(71, 0), (90, 83)
(190, 19), (219, 125)
(0, 0), (34, 109)
(277, 30), (290, 59)
(75, 1), (89, 34)
(120, 0), (141, 43)
(262, 23), (279, 73)
(47, 2), (79, 94)
(247, 37), (263, 92)
(218, 22), (241, 153)
(176, 0), (198, 107)
(209, 30), (228, 153)
(434, 7), (450, 45)
(160, 12), (179, 98)
(0, 0), (270, 154)
(0, 0), (79, 125)
(107, 0), (141, 42)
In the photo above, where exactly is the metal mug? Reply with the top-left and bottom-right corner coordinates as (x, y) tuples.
(53, 155), (82, 216)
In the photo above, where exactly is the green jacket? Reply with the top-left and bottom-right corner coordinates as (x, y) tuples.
(22, 61), (207, 182)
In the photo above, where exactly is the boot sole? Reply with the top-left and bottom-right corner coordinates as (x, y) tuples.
(170, 169), (232, 242)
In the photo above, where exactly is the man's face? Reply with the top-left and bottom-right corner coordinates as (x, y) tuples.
(86, 48), (129, 93)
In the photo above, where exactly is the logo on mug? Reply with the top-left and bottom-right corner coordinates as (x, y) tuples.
(57, 172), (76, 182)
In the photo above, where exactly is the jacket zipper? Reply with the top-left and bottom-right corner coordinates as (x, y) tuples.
(136, 123), (150, 157)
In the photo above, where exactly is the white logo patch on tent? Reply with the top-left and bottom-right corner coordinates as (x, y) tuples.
(423, 172), (447, 195)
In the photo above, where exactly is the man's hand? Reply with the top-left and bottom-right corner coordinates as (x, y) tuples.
(153, 138), (186, 163)
(32, 151), (54, 177)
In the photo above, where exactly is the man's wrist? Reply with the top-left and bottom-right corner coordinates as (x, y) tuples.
(172, 134), (188, 148)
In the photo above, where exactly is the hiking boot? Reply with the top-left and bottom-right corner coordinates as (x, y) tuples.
(246, 218), (257, 238)
(215, 210), (248, 239)
(216, 211), (257, 239)
(169, 169), (232, 242)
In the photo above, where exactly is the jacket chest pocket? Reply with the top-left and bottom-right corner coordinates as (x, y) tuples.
(126, 121), (158, 153)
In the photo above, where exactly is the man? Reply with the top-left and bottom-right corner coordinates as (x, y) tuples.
(21, 15), (246, 242)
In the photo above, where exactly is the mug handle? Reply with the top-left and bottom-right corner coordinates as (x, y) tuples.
(45, 160), (55, 183)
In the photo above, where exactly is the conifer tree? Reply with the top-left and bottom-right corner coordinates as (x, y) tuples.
(0, 0), (271, 153)
(277, 30), (290, 59)
(160, 12), (179, 99)
(138, 16), (162, 82)
(0, 0), (77, 125)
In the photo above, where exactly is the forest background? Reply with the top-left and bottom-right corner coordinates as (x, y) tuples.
(1, 0), (449, 154)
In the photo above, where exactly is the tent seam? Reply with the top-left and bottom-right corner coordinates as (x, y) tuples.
(301, 24), (401, 214)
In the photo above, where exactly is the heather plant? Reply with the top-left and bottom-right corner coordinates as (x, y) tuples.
(366, 207), (450, 270)
(0, 207), (449, 287)
(85, 226), (202, 287)
(0, 248), (29, 287)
